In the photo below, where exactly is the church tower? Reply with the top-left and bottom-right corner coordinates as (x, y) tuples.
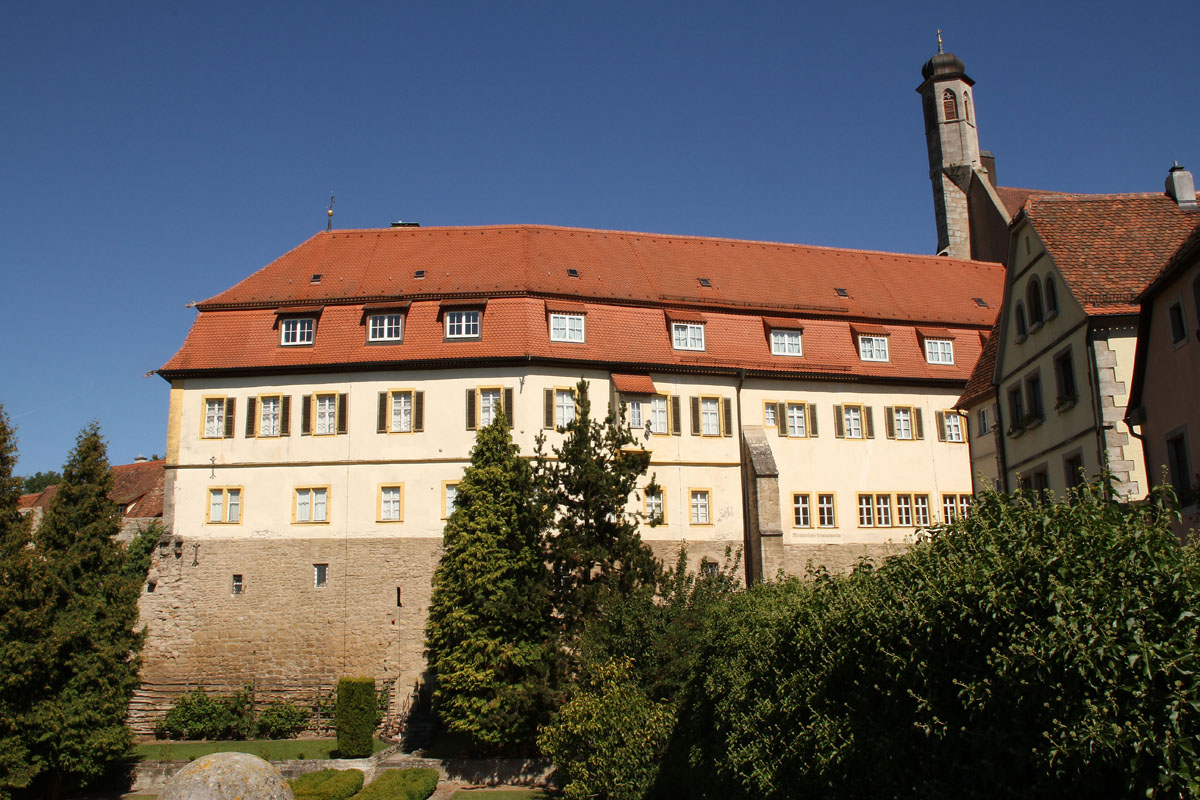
(917, 34), (984, 259)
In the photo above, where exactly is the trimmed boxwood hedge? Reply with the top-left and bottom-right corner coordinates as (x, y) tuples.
(290, 769), (364, 800)
(335, 677), (379, 758)
(354, 768), (439, 800)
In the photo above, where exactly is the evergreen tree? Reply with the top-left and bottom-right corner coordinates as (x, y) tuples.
(540, 379), (661, 641)
(0, 407), (52, 800)
(29, 423), (144, 799)
(424, 416), (555, 753)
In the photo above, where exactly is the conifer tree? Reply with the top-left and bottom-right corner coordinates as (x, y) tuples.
(425, 416), (555, 753)
(541, 379), (661, 640)
(0, 407), (51, 800)
(30, 423), (144, 799)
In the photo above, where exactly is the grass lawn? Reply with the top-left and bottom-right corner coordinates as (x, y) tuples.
(131, 738), (389, 761)
(449, 791), (550, 799)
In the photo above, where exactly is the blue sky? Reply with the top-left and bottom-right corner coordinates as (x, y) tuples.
(3, 0), (1197, 476)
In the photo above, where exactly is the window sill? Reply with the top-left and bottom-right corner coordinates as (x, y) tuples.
(1028, 321), (1044, 334)
(1006, 426), (1025, 439)
(1055, 397), (1078, 413)
(1045, 309), (1059, 322)
(1024, 415), (1045, 429)
(1014, 334), (1027, 345)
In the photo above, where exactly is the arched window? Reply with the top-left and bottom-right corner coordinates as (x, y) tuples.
(963, 91), (971, 122)
(942, 89), (958, 121)
(1015, 302), (1028, 339)
(1044, 275), (1058, 316)
(1027, 278), (1045, 326)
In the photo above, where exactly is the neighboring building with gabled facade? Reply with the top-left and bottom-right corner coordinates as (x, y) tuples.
(138, 222), (1002, 730)
(18, 457), (164, 540)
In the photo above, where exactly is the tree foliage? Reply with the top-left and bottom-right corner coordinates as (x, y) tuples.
(425, 416), (555, 753)
(20, 471), (61, 495)
(661, 481), (1200, 799)
(539, 379), (661, 641)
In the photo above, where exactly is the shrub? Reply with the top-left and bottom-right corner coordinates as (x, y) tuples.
(291, 769), (364, 800)
(354, 768), (439, 800)
(335, 677), (379, 758)
(258, 700), (312, 739)
(662, 481), (1200, 799)
(154, 686), (257, 740)
(539, 659), (675, 800)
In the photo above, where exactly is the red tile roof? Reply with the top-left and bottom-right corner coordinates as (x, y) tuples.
(163, 225), (1005, 384)
(955, 316), (1001, 409)
(1023, 194), (1200, 315)
(17, 461), (164, 519)
(611, 374), (658, 394)
(18, 485), (58, 511)
(994, 185), (1069, 218)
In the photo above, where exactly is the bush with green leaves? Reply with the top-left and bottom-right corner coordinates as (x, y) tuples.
(661, 481), (1200, 799)
(335, 677), (379, 758)
(353, 768), (438, 800)
(155, 686), (255, 741)
(257, 700), (312, 739)
(290, 768), (363, 800)
(539, 658), (676, 800)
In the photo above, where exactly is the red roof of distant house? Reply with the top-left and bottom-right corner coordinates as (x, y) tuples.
(163, 225), (1004, 384)
(17, 460), (164, 519)
(956, 317), (1001, 409)
(994, 186), (1069, 218)
(18, 485), (58, 511)
(1022, 194), (1200, 316)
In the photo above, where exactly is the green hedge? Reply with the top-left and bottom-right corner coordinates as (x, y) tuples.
(291, 769), (364, 800)
(335, 677), (380, 758)
(353, 768), (439, 800)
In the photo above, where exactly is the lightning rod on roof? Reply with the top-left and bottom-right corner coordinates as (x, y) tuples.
(327, 193), (335, 232)
(937, 29), (944, 54)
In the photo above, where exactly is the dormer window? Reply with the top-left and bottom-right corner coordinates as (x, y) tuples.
(281, 317), (315, 346)
(550, 313), (585, 343)
(858, 335), (889, 362)
(368, 313), (404, 342)
(925, 339), (954, 364)
(445, 310), (481, 339)
(672, 322), (705, 351)
(770, 329), (803, 356)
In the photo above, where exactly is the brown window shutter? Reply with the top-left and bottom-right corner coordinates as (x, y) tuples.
(935, 411), (946, 441)
(504, 388), (515, 427)
(224, 398), (236, 438)
(466, 389), (477, 430)
(914, 408), (924, 439)
(280, 396), (291, 436)
(337, 393), (349, 434)
(807, 404), (818, 438)
(865, 406), (875, 439)
(671, 395), (682, 436)
(377, 393), (388, 433)
(690, 396), (701, 436)
(414, 392), (424, 432)
(777, 403), (788, 437)
(544, 389), (555, 429)
(723, 397), (733, 437)
(960, 412), (969, 438)
(833, 404), (844, 438)
(245, 397), (257, 437)
(884, 406), (895, 439)
(301, 395), (312, 435)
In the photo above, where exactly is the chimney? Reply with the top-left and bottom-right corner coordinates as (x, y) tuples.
(134, 454), (148, 463)
(980, 150), (998, 187)
(1166, 163), (1198, 210)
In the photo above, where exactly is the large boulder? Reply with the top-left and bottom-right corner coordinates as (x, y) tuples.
(160, 752), (294, 800)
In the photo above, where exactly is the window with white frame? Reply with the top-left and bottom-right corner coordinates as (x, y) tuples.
(976, 407), (990, 434)
(701, 397), (720, 435)
(368, 313), (403, 342)
(555, 389), (576, 428)
(672, 322), (705, 351)
(204, 398), (226, 438)
(379, 486), (402, 522)
(770, 329), (803, 356)
(445, 310), (481, 339)
(858, 335), (889, 362)
(843, 405), (863, 439)
(924, 338), (954, 364)
(444, 483), (459, 518)
(793, 493), (811, 527)
(942, 494), (959, 523)
(281, 317), (315, 345)
(914, 495), (931, 526)
(315, 394), (338, 435)
(786, 403), (807, 437)
(649, 396), (669, 434)
(480, 389), (502, 426)
(958, 494), (972, 517)
(295, 487), (328, 523)
(858, 494), (875, 526)
(314, 563), (328, 588)
(817, 494), (836, 527)
(763, 403), (776, 426)
(875, 494), (892, 526)
(943, 412), (964, 442)
(893, 407), (912, 440)
(259, 396), (281, 437)
(645, 487), (664, 523)
(549, 313), (585, 343)
(391, 391), (413, 432)
(895, 494), (913, 526)
(690, 490), (711, 524)
(627, 399), (643, 428)
(208, 488), (241, 523)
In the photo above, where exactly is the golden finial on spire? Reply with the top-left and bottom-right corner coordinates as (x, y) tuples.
(937, 29), (944, 54)
(326, 193), (335, 232)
